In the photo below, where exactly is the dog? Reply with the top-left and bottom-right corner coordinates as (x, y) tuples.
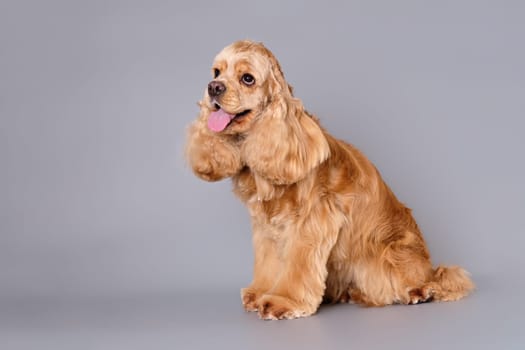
(185, 40), (474, 320)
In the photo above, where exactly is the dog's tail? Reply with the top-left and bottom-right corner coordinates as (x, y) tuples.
(427, 265), (475, 302)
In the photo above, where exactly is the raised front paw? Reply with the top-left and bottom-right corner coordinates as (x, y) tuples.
(256, 294), (311, 320)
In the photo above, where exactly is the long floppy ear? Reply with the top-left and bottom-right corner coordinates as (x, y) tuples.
(185, 102), (243, 182)
(242, 97), (330, 185)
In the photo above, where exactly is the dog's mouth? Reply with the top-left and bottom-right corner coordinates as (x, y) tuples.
(207, 102), (251, 132)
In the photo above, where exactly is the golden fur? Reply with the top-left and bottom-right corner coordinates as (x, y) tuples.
(186, 40), (474, 320)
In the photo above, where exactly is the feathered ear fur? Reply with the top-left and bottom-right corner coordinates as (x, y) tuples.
(242, 95), (330, 185)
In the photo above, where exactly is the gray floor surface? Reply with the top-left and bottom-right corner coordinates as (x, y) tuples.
(2, 271), (523, 350)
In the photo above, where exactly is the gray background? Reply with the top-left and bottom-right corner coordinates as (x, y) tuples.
(1, 0), (524, 349)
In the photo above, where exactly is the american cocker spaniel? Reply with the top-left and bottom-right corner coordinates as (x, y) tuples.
(185, 40), (474, 320)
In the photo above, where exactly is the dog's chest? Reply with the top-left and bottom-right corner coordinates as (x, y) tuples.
(232, 168), (299, 226)
(233, 168), (289, 203)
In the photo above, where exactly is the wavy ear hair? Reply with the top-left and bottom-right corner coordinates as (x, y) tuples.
(242, 52), (330, 185)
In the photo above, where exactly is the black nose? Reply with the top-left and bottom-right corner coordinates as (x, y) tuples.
(208, 81), (226, 97)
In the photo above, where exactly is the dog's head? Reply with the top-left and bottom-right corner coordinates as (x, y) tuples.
(203, 40), (291, 134)
(200, 40), (330, 184)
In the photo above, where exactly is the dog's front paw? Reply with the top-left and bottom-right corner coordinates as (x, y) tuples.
(257, 294), (310, 320)
(240, 287), (261, 312)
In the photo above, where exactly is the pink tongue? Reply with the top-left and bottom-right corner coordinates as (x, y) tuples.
(207, 109), (235, 132)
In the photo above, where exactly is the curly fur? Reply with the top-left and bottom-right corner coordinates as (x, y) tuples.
(186, 40), (474, 320)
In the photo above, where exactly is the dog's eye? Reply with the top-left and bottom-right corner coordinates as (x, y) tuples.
(213, 68), (220, 78)
(241, 73), (255, 86)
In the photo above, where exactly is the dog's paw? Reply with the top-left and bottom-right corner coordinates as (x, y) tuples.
(256, 294), (309, 320)
(240, 287), (261, 312)
(407, 286), (435, 305)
